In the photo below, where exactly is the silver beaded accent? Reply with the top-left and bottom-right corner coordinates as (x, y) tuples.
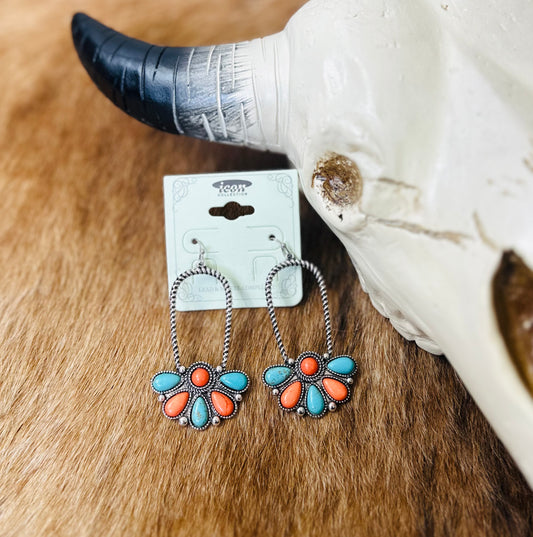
(216, 365), (223, 373)
(328, 402), (337, 412)
(178, 365), (186, 374)
(178, 416), (188, 426)
(158, 394), (166, 402)
(272, 389), (279, 396)
(169, 260), (233, 371)
(347, 378), (354, 384)
(265, 242), (333, 363)
(297, 407), (305, 416)
(212, 416), (221, 426)
(235, 394), (243, 402)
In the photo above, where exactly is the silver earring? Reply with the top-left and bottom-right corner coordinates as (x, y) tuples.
(151, 239), (249, 430)
(262, 236), (357, 418)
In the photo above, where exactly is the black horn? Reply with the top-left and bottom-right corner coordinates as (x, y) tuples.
(71, 13), (262, 145)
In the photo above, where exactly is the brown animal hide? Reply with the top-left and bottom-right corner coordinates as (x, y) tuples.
(0, 1), (532, 536)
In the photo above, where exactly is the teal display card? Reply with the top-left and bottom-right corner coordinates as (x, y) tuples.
(163, 170), (302, 311)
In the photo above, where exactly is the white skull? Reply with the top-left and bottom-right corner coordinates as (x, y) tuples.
(72, 0), (533, 486)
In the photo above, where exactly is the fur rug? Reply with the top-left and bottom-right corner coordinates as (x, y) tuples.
(0, 1), (531, 535)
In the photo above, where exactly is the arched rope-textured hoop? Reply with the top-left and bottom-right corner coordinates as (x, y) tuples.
(169, 266), (232, 370)
(265, 258), (333, 362)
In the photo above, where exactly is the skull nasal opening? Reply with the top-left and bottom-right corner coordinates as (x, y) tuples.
(493, 250), (533, 397)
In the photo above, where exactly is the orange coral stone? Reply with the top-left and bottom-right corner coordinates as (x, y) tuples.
(322, 378), (348, 401)
(300, 357), (319, 376)
(211, 391), (235, 417)
(164, 391), (189, 417)
(280, 381), (302, 409)
(191, 367), (210, 387)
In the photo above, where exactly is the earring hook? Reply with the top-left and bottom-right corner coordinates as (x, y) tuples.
(269, 234), (294, 260)
(191, 238), (206, 266)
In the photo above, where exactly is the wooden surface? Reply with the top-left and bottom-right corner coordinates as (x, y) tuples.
(0, 1), (532, 536)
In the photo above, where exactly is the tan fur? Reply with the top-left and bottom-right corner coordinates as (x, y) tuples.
(0, 1), (532, 535)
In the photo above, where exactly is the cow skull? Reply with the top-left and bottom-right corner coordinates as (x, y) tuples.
(72, 0), (533, 486)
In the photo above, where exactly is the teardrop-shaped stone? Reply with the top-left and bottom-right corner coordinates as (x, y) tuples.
(264, 366), (292, 386)
(164, 391), (189, 417)
(327, 356), (356, 375)
(322, 378), (349, 401)
(152, 372), (181, 392)
(191, 396), (209, 428)
(280, 381), (302, 409)
(307, 385), (325, 415)
(211, 391), (235, 417)
(219, 372), (248, 391)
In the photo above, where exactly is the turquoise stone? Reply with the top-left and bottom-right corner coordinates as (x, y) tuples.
(307, 385), (325, 415)
(152, 372), (181, 392)
(327, 356), (356, 375)
(219, 372), (248, 391)
(264, 366), (292, 386)
(191, 397), (209, 428)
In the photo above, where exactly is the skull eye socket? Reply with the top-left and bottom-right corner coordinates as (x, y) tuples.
(312, 153), (363, 216)
(493, 250), (533, 397)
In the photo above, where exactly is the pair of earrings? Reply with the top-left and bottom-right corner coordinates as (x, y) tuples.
(150, 236), (358, 430)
